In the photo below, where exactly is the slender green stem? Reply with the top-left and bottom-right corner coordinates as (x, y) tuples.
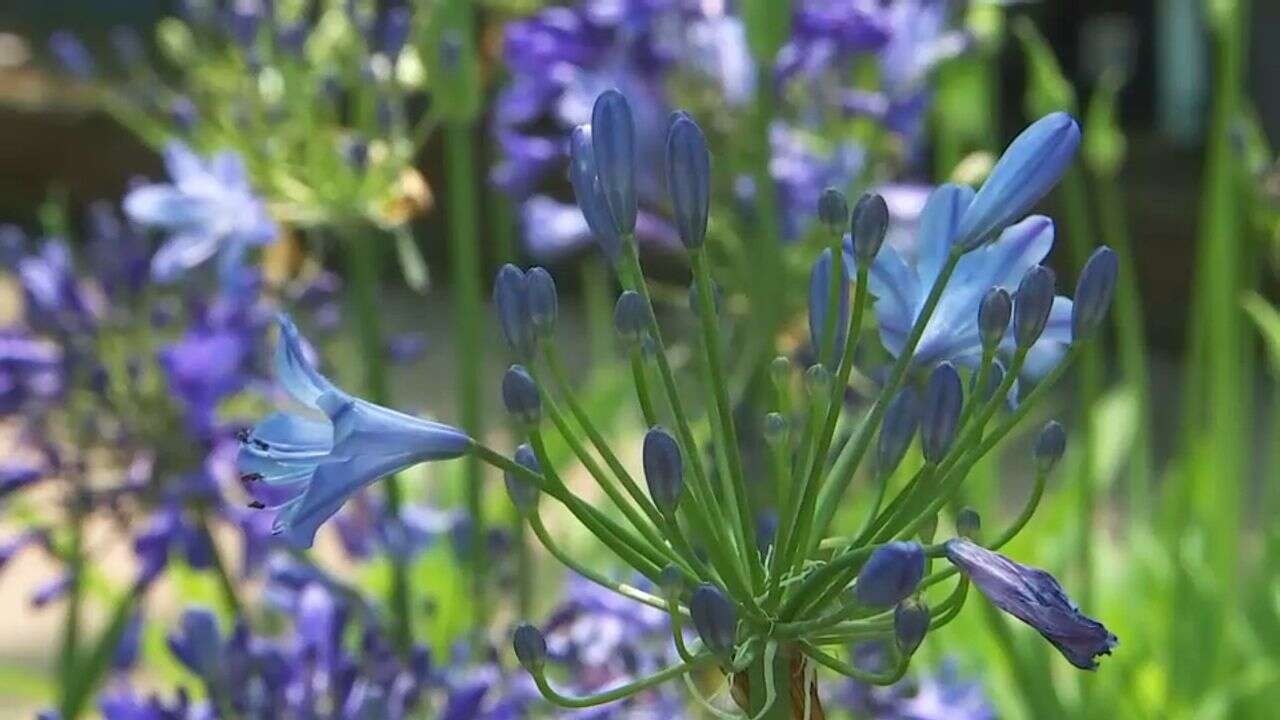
(197, 512), (243, 618)
(980, 599), (1066, 719)
(57, 499), (84, 710)
(801, 641), (908, 685)
(629, 351), (660, 427)
(531, 656), (709, 708)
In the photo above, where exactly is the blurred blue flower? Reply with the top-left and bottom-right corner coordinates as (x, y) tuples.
(0, 333), (63, 416)
(238, 316), (470, 548)
(158, 299), (261, 438)
(839, 654), (995, 720)
(124, 142), (276, 286)
(850, 184), (1073, 379)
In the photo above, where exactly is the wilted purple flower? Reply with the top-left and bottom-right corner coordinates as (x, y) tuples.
(945, 538), (1118, 670)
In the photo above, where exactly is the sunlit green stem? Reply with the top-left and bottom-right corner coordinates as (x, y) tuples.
(801, 641), (908, 685)
(531, 655), (710, 708)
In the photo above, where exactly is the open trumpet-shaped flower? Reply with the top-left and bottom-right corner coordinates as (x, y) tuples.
(851, 183), (1073, 379)
(124, 142), (277, 285)
(944, 539), (1117, 670)
(238, 316), (470, 549)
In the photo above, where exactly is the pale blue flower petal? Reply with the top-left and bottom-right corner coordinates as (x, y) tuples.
(273, 315), (338, 409)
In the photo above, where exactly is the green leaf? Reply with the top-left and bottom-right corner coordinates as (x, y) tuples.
(1084, 69), (1128, 178)
(1243, 292), (1280, 372)
(1013, 18), (1077, 116)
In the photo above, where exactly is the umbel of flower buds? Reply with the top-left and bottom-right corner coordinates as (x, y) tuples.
(854, 541), (926, 608)
(504, 444), (541, 515)
(502, 365), (541, 425)
(851, 191), (890, 263)
(642, 427), (684, 514)
(665, 112), (711, 250)
(513, 624), (548, 672)
(526, 267), (558, 338)
(1013, 265), (1056, 349)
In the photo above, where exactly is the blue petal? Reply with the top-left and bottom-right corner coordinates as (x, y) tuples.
(855, 243), (919, 356)
(123, 186), (215, 230)
(273, 315), (338, 409)
(953, 113), (1080, 250)
(162, 142), (207, 187)
(149, 232), (222, 282)
(1017, 297), (1073, 379)
(322, 392), (471, 462)
(916, 184), (974, 286)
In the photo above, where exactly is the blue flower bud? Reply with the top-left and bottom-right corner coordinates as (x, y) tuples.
(764, 412), (788, 445)
(817, 188), (849, 237)
(690, 584), (737, 662)
(978, 287), (1013, 353)
(642, 427), (684, 514)
(502, 365), (541, 425)
(894, 597), (930, 656)
(48, 31), (95, 80)
(855, 541), (926, 608)
(971, 359), (1007, 406)
(591, 90), (637, 235)
(526, 267), (558, 337)
(770, 355), (791, 388)
(378, 6), (413, 57)
(851, 192), (890, 263)
(1034, 420), (1066, 472)
(493, 264), (535, 359)
(568, 126), (624, 261)
(920, 362), (963, 464)
(954, 113), (1081, 251)
(659, 564), (685, 598)
(666, 112), (711, 249)
(1013, 265), (1056, 349)
(512, 624), (547, 672)
(1071, 247), (1118, 342)
(613, 291), (649, 344)
(805, 364), (832, 399)
(808, 248), (850, 368)
(956, 507), (981, 539)
(878, 388), (919, 476)
(504, 444), (541, 514)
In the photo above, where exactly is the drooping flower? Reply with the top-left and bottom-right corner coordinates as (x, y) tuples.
(237, 315), (470, 548)
(124, 142), (277, 285)
(851, 184), (1074, 379)
(944, 538), (1117, 670)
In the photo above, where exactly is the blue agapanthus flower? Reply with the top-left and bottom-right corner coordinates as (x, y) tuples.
(124, 142), (277, 285)
(238, 316), (470, 548)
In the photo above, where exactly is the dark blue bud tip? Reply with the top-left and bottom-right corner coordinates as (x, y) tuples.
(494, 264), (535, 359)
(613, 291), (649, 345)
(920, 362), (963, 465)
(1034, 420), (1066, 472)
(512, 624), (547, 672)
(818, 188), (849, 237)
(1013, 265), (1056, 349)
(666, 112), (711, 250)
(978, 287), (1012, 353)
(526, 267), (558, 337)
(643, 427), (684, 514)
(894, 597), (929, 656)
(956, 507), (981, 539)
(504, 444), (541, 514)
(855, 541), (926, 608)
(689, 584), (737, 663)
(805, 364), (832, 397)
(502, 365), (541, 425)
(851, 192), (890, 263)
(592, 89), (637, 236)
(1071, 246), (1118, 342)
(763, 412), (788, 443)
(769, 355), (791, 385)
(658, 564), (684, 598)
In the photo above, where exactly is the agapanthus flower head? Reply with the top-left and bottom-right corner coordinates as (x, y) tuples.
(853, 183), (1074, 380)
(237, 316), (470, 548)
(124, 142), (277, 286)
(945, 538), (1117, 669)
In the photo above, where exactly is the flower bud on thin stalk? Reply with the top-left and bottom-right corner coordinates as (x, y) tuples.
(568, 126), (624, 262)
(808, 248), (850, 369)
(920, 362), (963, 465)
(642, 427), (685, 515)
(851, 192), (890, 264)
(666, 113), (711, 250)
(513, 624), (548, 673)
(613, 291), (649, 347)
(855, 541), (925, 608)
(502, 365), (541, 426)
(1072, 246), (1118, 341)
(978, 287), (1012, 353)
(818, 188), (849, 237)
(591, 89), (637, 236)
(1034, 420), (1067, 473)
(894, 597), (930, 656)
(956, 507), (982, 540)
(1013, 265), (1056, 349)
(690, 584), (737, 664)
(494, 264), (535, 360)
(877, 388), (919, 478)
(526, 267), (558, 338)
(504, 444), (541, 515)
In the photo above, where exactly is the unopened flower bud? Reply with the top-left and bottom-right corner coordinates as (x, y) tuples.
(690, 584), (737, 662)
(642, 427), (684, 514)
(502, 365), (541, 425)
(512, 624), (547, 672)
(851, 192), (890, 263)
(591, 89), (637, 235)
(504, 444), (541, 515)
(1013, 266), (1056, 349)
(666, 112), (710, 250)
(764, 413), (788, 445)
(613, 291), (649, 344)
(818, 188), (849, 237)
(1034, 420), (1066, 472)
(877, 388), (919, 477)
(805, 364), (831, 399)
(568, 125), (623, 261)
(956, 507), (982, 539)
(855, 541), (926, 608)
(494, 264), (534, 359)
(770, 355), (791, 389)
(894, 597), (930, 656)
(659, 564), (685, 598)
(1071, 247), (1118, 342)
(978, 287), (1012, 352)
(920, 362), (963, 464)
(526, 267), (558, 337)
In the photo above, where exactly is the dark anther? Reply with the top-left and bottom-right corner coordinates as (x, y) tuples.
(240, 473), (263, 484)
(248, 500), (265, 509)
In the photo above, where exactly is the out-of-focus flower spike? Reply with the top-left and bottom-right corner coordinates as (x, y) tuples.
(978, 287), (1013, 353)
(818, 188), (850, 237)
(513, 623), (548, 672)
(1071, 247), (1118, 342)
(613, 291), (649, 345)
(501, 365), (541, 426)
(920, 362), (963, 464)
(504, 443), (541, 515)
(854, 541), (925, 608)
(808, 248), (851, 368)
(1013, 265), (1056, 349)
(1034, 420), (1067, 472)
(877, 387), (919, 477)
(666, 112), (711, 250)
(568, 125), (624, 261)
(493, 264), (535, 359)
(642, 427), (684, 514)
(526, 267), (558, 338)
(591, 90), (637, 236)
(953, 113), (1081, 251)
(894, 597), (929, 656)
(851, 192), (890, 264)
(690, 584), (737, 663)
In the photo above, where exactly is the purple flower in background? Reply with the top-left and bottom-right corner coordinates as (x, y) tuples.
(238, 316), (470, 548)
(17, 239), (99, 334)
(124, 142), (276, 286)
(0, 333), (63, 416)
(837, 655), (995, 720)
(945, 538), (1118, 670)
(158, 298), (261, 437)
(48, 31), (95, 79)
